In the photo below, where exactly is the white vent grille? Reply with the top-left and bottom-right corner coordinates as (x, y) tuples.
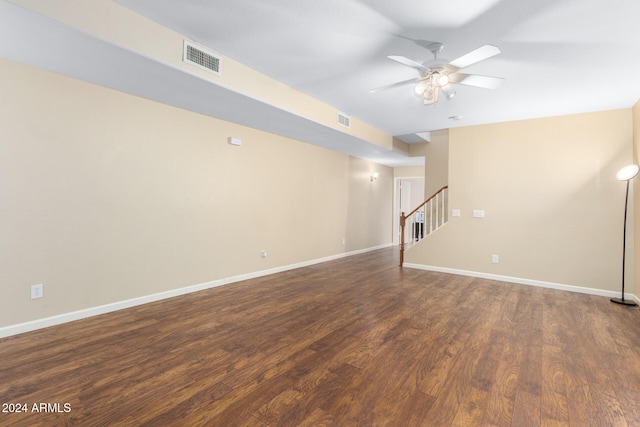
(337, 112), (351, 128)
(183, 40), (221, 75)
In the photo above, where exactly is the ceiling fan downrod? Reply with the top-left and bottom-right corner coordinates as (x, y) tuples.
(427, 42), (444, 59)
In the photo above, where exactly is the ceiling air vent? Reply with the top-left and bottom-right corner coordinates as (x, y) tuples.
(337, 112), (351, 129)
(183, 40), (221, 75)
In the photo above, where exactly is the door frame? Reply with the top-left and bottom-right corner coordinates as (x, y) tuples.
(393, 176), (425, 246)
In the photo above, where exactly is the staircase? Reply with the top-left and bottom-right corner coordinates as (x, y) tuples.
(400, 186), (448, 266)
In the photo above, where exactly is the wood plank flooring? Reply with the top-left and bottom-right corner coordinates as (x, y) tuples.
(1, 248), (640, 426)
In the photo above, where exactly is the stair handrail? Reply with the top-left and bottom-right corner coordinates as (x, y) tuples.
(400, 185), (448, 266)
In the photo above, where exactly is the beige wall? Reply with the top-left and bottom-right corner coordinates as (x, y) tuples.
(394, 166), (424, 179)
(0, 59), (392, 327)
(634, 100), (640, 293)
(345, 158), (394, 251)
(406, 110), (635, 293)
(10, 0), (394, 151)
(423, 130), (449, 199)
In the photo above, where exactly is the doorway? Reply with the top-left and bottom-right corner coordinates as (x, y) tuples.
(393, 177), (425, 246)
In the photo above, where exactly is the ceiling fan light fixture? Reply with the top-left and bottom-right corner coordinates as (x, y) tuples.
(436, 73), (450, 87)
(413, 80), (431, 97)
(372, 42), (504, 107)
(441, 86), (456, 100)
(424, 87), (434, 100)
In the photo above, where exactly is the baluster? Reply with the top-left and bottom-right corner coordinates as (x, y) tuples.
(429, 199), (433, 234)
(400, 211), (405, 266)
(409, 214), (413, 243)
(413, 211), (417, 242)
(442, 188), (446, 226)
(435, 193), (439, 230)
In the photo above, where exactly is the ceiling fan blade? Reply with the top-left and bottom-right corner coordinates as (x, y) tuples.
(369, 78), (417, 93)
(387, 55), (427, 72)
(449, 45), (501, 69)
(449, 73), (504, 90)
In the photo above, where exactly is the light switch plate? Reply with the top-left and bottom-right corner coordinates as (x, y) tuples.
(472, 210), (485, 218)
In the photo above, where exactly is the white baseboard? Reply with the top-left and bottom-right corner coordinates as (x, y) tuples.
(403, 263), (640, 303)
(0, 243), (392, 338)
(226, 243), (392, 284)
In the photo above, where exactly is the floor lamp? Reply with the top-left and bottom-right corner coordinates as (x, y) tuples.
(611, 164), (639, 306)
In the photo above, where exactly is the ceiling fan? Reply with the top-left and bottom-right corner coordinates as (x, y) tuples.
(370, 43), (504, 105)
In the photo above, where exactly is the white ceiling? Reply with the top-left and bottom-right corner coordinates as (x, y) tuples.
(3, 0), (640, 167)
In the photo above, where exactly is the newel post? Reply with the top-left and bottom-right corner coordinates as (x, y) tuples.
(400, 211), (406, 267)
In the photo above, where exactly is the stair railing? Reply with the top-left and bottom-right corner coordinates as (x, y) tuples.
(400, 185), (448, 266)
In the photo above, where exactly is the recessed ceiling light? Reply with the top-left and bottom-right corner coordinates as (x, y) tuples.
(448, 115), (463, 121)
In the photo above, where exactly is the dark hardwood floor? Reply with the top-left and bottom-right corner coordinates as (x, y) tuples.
(1, 248), (640, 426)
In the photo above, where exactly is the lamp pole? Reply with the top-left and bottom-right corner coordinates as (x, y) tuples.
(611, 164), (639, 306)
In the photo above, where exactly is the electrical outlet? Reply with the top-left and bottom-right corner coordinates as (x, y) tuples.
(492, 255), (499, 264)
(31, 284), (43, 299)
(260, 250), (267, 259)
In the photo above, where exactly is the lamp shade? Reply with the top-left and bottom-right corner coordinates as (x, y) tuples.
(616, 164), (640, 181)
